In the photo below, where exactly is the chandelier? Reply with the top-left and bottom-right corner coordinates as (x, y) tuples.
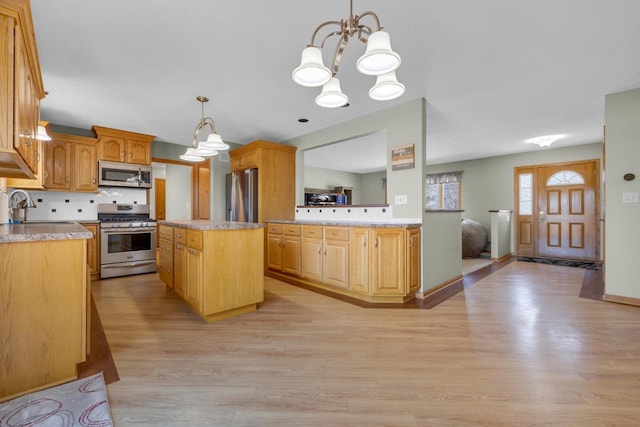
(179, 96), (229, 162)
(292, 0), (404, 108)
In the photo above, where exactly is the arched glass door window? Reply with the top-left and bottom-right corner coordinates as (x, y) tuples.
(546, 170), (585, 186)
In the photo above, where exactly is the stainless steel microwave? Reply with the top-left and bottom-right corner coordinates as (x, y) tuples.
(98, 161), (152, 188)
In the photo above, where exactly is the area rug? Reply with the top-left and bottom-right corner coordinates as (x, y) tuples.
(0, 372), (113, 427)
(518, 256), (598, 270)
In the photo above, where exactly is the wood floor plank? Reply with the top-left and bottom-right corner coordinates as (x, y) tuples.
(91, 262), (640, 426)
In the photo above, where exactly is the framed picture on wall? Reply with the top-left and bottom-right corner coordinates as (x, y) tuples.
(391, 144), (415, 171)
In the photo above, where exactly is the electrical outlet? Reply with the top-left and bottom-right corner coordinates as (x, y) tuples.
(395, 194), (408, 205)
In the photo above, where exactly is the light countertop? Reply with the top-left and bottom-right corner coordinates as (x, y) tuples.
(267, 219), (421, 228)
(0, 221), (94, 243)
(158, 220), (266, 230)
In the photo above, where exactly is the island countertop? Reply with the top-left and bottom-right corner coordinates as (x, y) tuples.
(158, 220), (266, 230)
(0, 222), (93, 243)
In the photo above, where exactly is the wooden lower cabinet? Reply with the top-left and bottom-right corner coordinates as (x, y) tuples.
(267, 223), (301, 276)
(270, 222), (420, 303)
(157, 225), (174, 288)
(80, 222), (99, 280)
(157, 223), (264, 322)
(0, 238), (88, 402)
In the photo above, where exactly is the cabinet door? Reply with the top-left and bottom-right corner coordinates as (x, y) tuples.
(73, 142), (98, 192)
(13, 25), (39, 175)
(44, 139), (72, 190)
(283, 235), (301, 276)
(174, 243), (187, 298)
(98, 136), (125, 162)
(267, 233), (283, 271)
(301, 237), (323, 281)
(127, 138), (151, 165)
(186, 247), (203, 311)
(407, 228), (421, 294)
(349, 228), (369, 294)
(371, 228), (406, 295)
(324, 239), (349, 289)
(158, 238), (173, 288)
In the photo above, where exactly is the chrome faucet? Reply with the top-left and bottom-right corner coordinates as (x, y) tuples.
(9, 189), (37, 222)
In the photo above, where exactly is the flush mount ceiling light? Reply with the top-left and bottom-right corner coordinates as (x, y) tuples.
(179, 96), (229, 162)
(525, 134), (566, 148)
(292, 0), (404, 108)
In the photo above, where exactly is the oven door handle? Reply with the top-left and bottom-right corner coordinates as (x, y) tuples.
(101, 260), (157, 269)
(101, 227), (158, 233)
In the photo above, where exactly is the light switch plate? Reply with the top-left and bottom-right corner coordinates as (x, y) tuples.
(622, 192), (638, 203)
(395, 194), (408, 205)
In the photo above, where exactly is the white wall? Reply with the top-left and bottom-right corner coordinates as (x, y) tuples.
(604, 87), (640, 300)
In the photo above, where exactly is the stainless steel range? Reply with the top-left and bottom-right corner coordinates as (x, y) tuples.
(98, 203), (157, 279)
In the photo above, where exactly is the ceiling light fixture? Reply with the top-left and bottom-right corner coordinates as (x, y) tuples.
(179, 96), (229, 162)
(292, 0), (404, 108)
(525, 134), (566, 148)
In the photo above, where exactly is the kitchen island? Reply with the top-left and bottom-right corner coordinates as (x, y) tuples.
(157, 220), (265, 322)
(0, 222), (92, 402)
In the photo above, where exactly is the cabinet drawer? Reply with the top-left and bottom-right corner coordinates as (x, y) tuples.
(159, 225), (174, 240)
(186, 230), (203, 250)
(173, 227), (186, 244)
(267, 223), (283, 234)
(283, 224), (301, 236)
(302, 225), (323, 238)
(324, 226), (349, 241)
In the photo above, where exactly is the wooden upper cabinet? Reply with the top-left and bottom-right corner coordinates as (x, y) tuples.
(0, 4), (46, 180)
(92, 126), (155, 165)
(45, 132), (98, 192)
(229, 140), (296, 222)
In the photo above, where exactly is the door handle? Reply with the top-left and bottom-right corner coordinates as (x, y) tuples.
(539, 210), (545, 222)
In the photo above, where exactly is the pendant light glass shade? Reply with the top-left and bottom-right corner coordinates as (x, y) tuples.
(201, 133), (229, 150)
(195, 142), (219, 157)
(36, 125), (51, 141)
(315, 77), (348, 108)
(292, 46), (332, 87)
(369, 71), (405, 101)
(356, 31), (401, 76)
(179, 147), (205, 162)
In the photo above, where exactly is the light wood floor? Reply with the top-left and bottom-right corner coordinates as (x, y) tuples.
(92, 262), (640, 426)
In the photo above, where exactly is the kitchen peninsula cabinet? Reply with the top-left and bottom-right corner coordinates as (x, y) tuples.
(268, 221), (420, 303)
(267, 223), (301, 275)
(158, 224), (174, 288)
(158, 220), (265, 322)
(92, 125), (155, 165)
(80, 221), (100, 280)
(0, 222), (91, 402)
(0, 1), (46, 180)
(44, 132), (98, 192)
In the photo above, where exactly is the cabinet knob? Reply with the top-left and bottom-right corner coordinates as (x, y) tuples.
(66, 176), (70, 184)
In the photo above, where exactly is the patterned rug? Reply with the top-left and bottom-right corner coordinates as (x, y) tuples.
(0, 372), (113, 426)
(518, 256), (598, 270)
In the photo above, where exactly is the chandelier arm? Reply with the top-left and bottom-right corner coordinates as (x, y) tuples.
(356, 25), (374, 44)
(309, 20), (344, 47)
(330, 35), (349, 76)
(356, 11), (382, 31)
(319, 30), (345, 49)
(192, 118), (217, 146)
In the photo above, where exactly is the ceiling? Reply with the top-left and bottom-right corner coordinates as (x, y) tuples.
(30, 0), (640, 169)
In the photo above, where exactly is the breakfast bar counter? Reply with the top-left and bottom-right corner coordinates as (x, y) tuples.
(157, 220), (265, 322)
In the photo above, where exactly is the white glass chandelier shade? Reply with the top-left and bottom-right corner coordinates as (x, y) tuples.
(356, 31), (401, 76)
(195, 142), (219, 157)
(200, 133), (229, 150)
(36, 125), (52, 141)
(369, 71), (405, 101)
(315, 77), (349, 108)
(179, 147), (205, 162)
(292, 47), (332, 87)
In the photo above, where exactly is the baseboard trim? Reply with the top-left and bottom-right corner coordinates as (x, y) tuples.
(604, 294), (640, 307)
(415, 275), (464, 300)
(491, 252), (513, 262)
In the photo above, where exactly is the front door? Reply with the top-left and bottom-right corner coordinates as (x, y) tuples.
(515, 159), (599, 261)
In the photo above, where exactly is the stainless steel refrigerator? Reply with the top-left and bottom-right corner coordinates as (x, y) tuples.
(226, 168), (258, 222)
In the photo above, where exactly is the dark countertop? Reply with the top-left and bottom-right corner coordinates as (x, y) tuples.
(158, 220), (266, 230)
(267, 219), (421, 229)
(0, 221), (94, 243)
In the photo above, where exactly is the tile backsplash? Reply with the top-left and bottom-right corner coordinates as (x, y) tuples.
(22, 188), (148, 221)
